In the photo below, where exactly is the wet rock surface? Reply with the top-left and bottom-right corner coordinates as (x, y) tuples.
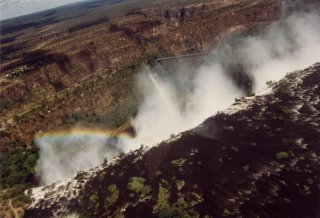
(25, 63), (320, 217)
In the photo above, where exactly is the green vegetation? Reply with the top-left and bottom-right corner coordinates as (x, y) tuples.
(159, 207), (176, 218)
(0, 184), (31, 203)
(0, 147), (38, 188)
(276, 151), (289, 160)
(89, 192), (98, 203)
(170, 158), (186, 167)
(79, 213), (92, 218)
(0, 146), (36, 217)
(127, 177), (150, 198)
(280, 106), (295, 114)
(155, 185), (200, 218)
(223, 208), (234, 216)
(108, 184), (118, 194)
(242, 165), (250, 172)
(89, 191), (100, 215)
(104, 184), (120, 209)
(155, 185), (170, 213)
(176, 180), (185, 191)
(169, 197), (191, 218)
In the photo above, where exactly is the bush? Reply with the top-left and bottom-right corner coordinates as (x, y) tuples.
(0, 147), (39, 188)
(170, 158), (186, 167)
(155, 185), (170, 212)
(276, 151), (289, 160)
(127, 177), (150, 198)
(0, 184), (31, 203)
(104, 184), (119, 209)
(79, 213), (92, 218)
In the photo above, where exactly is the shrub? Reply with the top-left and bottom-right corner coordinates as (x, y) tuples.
(155, 185), (170, 212)
(170, 158), (186, 167)
(89, 192), (98, 203)
(127, 177), (150, 198)
(0, 147), (38, 188)
(176, 180), (185, 191)
(242, 165), (250, 172)
(104, 184), (119, 209)
(276, 151), (289, 160)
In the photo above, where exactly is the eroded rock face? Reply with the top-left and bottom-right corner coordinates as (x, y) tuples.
(25, 63), (320, 218)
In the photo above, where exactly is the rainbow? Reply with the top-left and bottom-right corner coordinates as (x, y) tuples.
(35, 127), (134, 140)
(34, 127), (137, 156)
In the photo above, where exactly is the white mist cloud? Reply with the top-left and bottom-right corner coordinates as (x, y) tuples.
(36, 11), (320, 185)
(131, 11), (320, 146)
(241, 12), (320, 91)
(36, 133), (123, 185)
(131, 63), (243, 146)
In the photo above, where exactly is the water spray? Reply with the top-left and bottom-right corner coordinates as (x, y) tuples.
(145, 66), (182, 128)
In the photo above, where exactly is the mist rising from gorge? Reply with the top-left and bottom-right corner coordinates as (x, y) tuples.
(36, 11), (320, 185)
(132, 11), (320, 146)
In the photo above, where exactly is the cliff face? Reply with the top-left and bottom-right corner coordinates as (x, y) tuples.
(0, 0), (281, 150)
(25, 63), (320, 218)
